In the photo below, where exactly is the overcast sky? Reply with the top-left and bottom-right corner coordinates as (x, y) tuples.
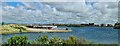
(1, 0), (119, 24)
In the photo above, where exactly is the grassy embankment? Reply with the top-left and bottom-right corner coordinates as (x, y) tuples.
(0, 24), (28, 34)
(0, 24), (72, 34)
(114, 25), (120, 29)
(114, 23), (120, 29)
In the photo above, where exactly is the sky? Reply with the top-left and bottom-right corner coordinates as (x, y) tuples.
(0, 0), (119, 24)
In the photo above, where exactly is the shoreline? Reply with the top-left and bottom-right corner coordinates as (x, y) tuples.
(0, 26), (116, 35)
(0, 28), (72, 34)
(27, 28), (72, 33)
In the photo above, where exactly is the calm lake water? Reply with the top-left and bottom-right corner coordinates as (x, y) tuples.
(1, 26), (119, 44)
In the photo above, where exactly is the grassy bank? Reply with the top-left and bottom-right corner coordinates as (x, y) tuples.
(0, 24), (28, 34)
(114, 23), (120, 29)
(114, 25), (120, 29)
(0, 24), (72, 34)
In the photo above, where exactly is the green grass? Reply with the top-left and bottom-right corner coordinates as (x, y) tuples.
(0, 24), (28, 34)
(114, 25), (120, 29)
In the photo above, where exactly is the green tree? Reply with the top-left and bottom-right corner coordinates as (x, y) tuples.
(1, 22), (5, 25)
(49, 36), (63, 44)
(35, 35), (49, 44)
(8, 35), (29, 45)
(64, 35), (78, 44)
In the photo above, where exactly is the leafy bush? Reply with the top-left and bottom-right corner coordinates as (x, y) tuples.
(8, 35), (29, 45)
(34, 35), (49, 44)
(34, 35), (92, 45)
(6, 35), (93, 46)
(64, 35), (78, 44)
(49, 36), (63, 44)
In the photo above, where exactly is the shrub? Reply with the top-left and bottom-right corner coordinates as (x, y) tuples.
(8, 35), (29, 45)
(64, 35), (78, 44)
(49, 36), (63, 44)
(35, 35), (49, 44)
(6, 35), (92, 45)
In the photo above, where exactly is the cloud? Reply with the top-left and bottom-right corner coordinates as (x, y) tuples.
(2, 0), (119, 2)
(43, 2), (88, 13)
(1, 2), (118, 24)
(86, 0), (119, 2)
(2, 0), (85, 2)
